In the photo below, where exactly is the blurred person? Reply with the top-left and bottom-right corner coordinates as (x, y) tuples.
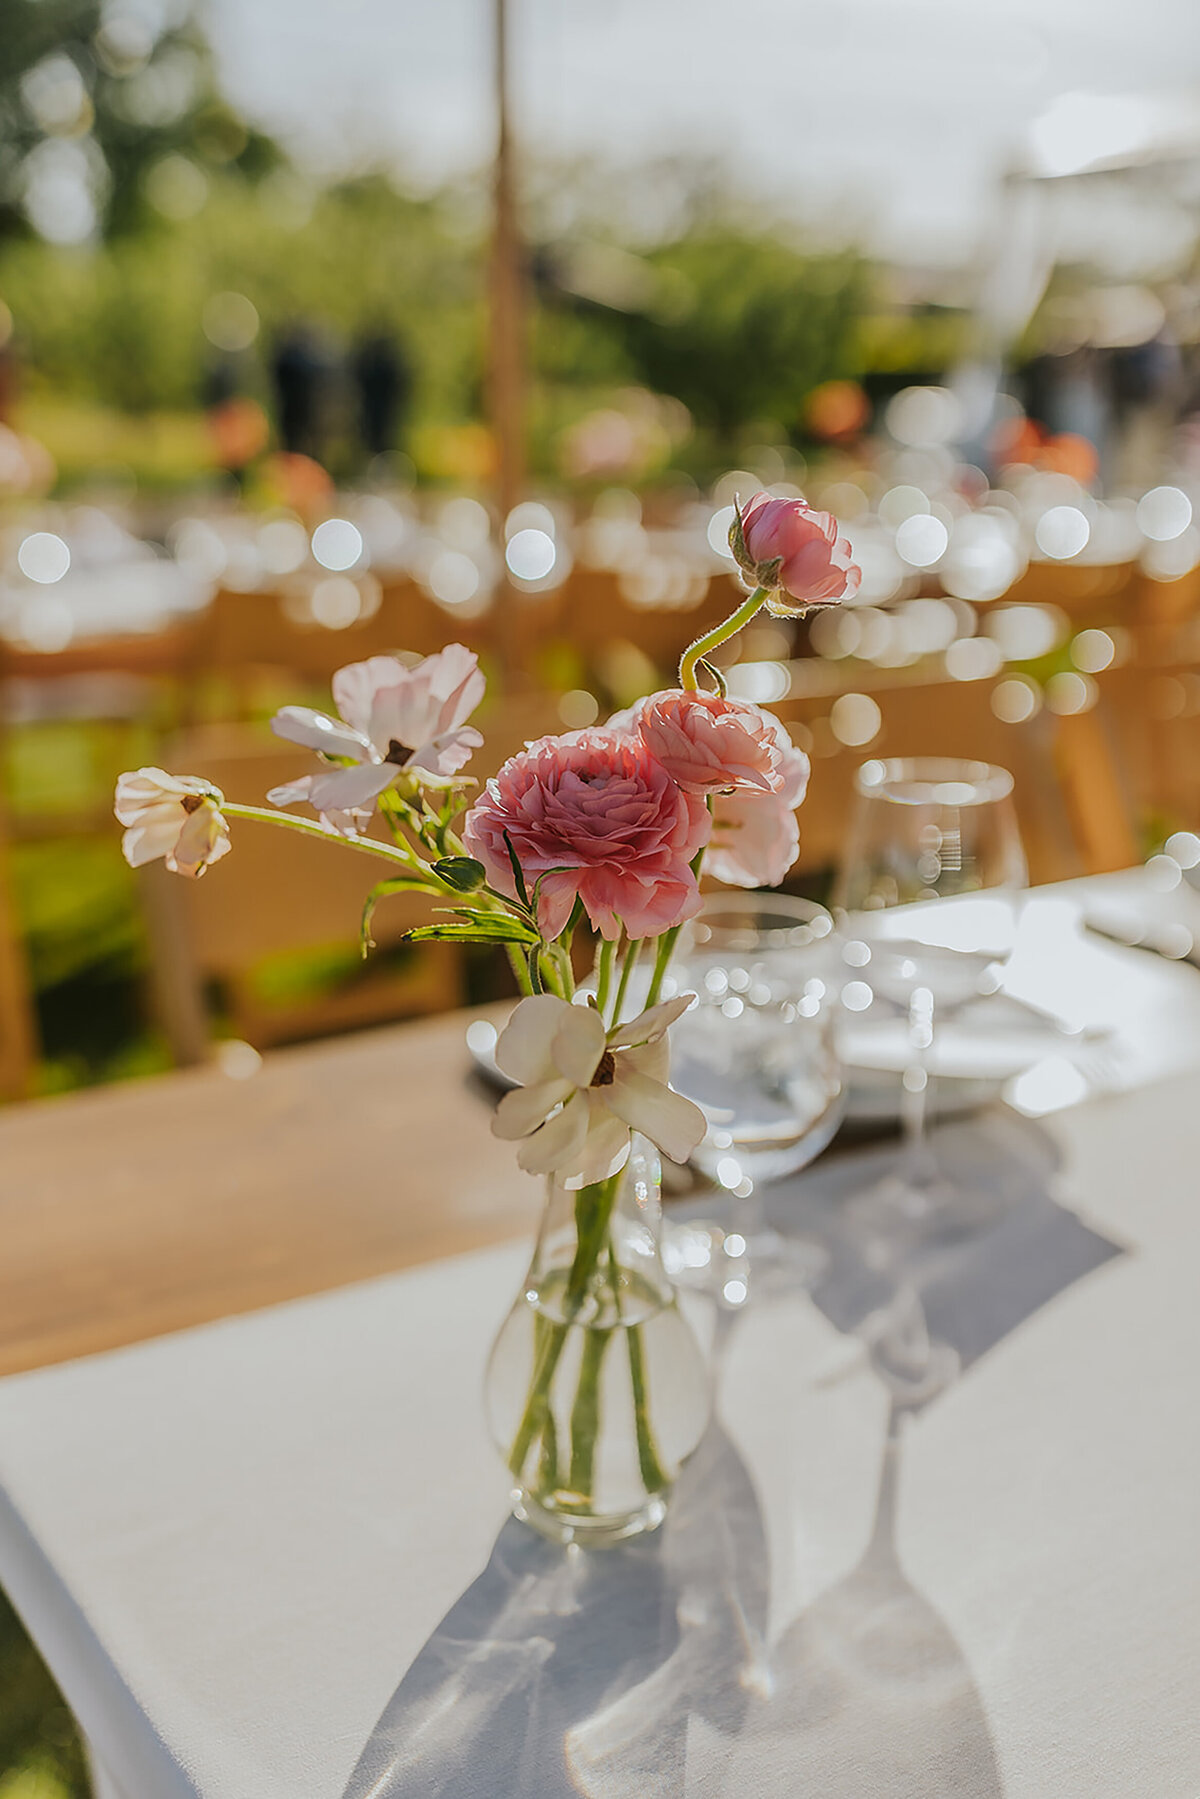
(271, 324), (330, 463)
(350, 327), (412, 460)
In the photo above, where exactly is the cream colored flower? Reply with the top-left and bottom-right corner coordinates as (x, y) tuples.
(492, 992), (705, 1188)
(114, 768), (231, 878)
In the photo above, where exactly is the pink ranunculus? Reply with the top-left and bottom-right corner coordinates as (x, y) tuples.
(462, 728), (710, 941)
(735, 491), (861, 613)
(705, 711), (810, 888)
(706, 789), (800, 888)
(635, 688), (784, 795)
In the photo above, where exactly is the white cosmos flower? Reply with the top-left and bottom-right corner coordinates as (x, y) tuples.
(115, 768), (231, 878)
(492, 992), (705, 1188)
(268, 644), (485, 827)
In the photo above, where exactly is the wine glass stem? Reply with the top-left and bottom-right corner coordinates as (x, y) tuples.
(899, 986), (938, 1190)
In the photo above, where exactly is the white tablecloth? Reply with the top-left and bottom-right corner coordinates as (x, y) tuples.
(1, 876), (1200, 1797)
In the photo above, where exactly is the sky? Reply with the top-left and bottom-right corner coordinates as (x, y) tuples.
(202, 0), (1200, 266)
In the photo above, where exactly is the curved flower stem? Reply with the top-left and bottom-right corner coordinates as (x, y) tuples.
(678, 586), (768, 691)
(222, 803), (443, 879)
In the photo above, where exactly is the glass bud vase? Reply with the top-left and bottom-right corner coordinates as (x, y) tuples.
(485, 1135), (711, 1546)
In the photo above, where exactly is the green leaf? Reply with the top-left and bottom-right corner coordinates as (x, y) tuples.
(433, 855), (486, 893)
(406, 916), (541, 946)
(359, 874), (439, 955)
(502, 829), (530, 911)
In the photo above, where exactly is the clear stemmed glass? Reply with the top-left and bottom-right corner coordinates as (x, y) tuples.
(832, 757), (1028, 1249)
(664, 894), (845, 1307)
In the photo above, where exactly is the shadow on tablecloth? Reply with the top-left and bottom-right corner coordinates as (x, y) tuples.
(342, 1110), (1123, 1798)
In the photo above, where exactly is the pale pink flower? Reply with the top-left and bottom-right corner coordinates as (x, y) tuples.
(705, 714), (810, 888)
(269, 645), (484, 825)
(636, 688), (784, 794)
(492, 992), (705, 1186)
(115, 769), (231, 878)
(463, 727), (710, 941)
(734, 492), (861, 613)
(707, 790), (800, 888)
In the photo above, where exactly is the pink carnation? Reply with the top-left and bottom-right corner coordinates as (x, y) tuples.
(737, 491), (861, 612)
(705, 713), (810, 888)
(463, 728), (710, 941)
(635, 688), (784, 795)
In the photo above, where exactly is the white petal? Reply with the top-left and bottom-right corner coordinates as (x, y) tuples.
(407, 726), (484, 786)
(570, 1099), (633, 1187)
(302, 762), (397, 814)
(494, 994), (572, 1086)
(331, 657), (409, 740)
(165, 805), (231, 878)
(622, 1036), (669, 1085)
(515, 1089), (590, 1178)
(267, 777), (317, 808)
(115, 769), (221, 825)
(551, 1003), (606, 1088)
(121, 816), (183, 867)
(608, 992), (696, 1050)
(604, 1068), (707, 1163)
(491, 1077), (573, 1141)
(270, 706), (372, 762)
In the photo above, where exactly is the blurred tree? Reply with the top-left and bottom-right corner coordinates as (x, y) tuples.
(563, 230), (869, 446)
(0, 0), (281, 244)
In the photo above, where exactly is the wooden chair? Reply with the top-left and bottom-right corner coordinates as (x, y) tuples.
(198, 581), (491, 711)
(771, 664), (1137, 885)
(145, 725), (465, 1060)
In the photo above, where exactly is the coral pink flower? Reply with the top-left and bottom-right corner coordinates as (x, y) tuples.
(735, 492), (861, 613)
(463, 728), (710, 941)
(635, 688), (784, 794)
(705, 714), (810, 888)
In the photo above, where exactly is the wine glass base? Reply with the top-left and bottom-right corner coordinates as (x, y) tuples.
(847, 1164), (1001, 1269)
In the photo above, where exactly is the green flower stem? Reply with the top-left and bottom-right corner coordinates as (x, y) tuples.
(606, 1245), (667, 1497)
(567, 1323), (611, 1499)
(508, 1316), (568, 1478)
(644, 927), (679, 1010)
(627, 1319), (667, 1495)
(507, 1170), (622, 1480)
(595, 935), (616, 1016)
(222, 801), (439, 871)
(678, 586), (768, 691)
(506, 944), (534, 997)
(611, 936), (642, 1028)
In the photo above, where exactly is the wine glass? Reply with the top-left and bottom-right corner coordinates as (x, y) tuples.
(832, 757), (1027, 1249)
(665, 894), (845, 1306)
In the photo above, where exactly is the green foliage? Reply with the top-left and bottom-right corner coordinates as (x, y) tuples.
(1, 174), (483, 418)
(0, 1589), (88, 1799)
(608, 231), (868, 439)
(0, 0), (282, 244)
